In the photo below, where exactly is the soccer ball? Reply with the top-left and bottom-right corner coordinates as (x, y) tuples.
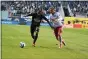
(20, 42), (26, 48)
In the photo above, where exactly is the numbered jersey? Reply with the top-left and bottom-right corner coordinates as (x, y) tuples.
(50, 12), (63, 27)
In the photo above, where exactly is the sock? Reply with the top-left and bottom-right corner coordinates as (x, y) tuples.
(59, 35), (62, 45)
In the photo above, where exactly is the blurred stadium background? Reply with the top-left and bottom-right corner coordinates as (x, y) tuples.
(1, 1), (88, 28)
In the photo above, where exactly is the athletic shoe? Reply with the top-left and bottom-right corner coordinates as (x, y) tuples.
(32, 44), (35, 47)
(59, 44), (62, 48)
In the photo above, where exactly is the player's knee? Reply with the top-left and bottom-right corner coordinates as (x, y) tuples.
(58, 33), (61, 36)
(58, 31), (62, 36)
(36, 28), (39, 32)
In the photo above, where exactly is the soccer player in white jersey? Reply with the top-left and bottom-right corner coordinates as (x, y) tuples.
(49, 7), (66, 48)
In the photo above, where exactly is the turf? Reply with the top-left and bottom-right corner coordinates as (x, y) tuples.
(2, 24), (88, 59)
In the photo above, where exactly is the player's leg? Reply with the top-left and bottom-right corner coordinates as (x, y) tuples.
(32, 26), (40, 47)
(54, 27), (60, 44)
(30, 24), (37, 47)
(59, 27), (66, 46)
(54, 27), (62, 48)
(58, 27), (66, 48)
(58, 27), (63, 48)
(62, 39), (66, 46)
(30, 24), (36, 39)
(54, 26), (65, 48)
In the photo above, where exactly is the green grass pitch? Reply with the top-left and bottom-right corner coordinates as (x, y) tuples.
(2, 24), (88, 59)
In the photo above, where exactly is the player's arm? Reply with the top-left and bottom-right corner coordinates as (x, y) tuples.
(24, 13), (35, 17)
(42, 16), (54, 29)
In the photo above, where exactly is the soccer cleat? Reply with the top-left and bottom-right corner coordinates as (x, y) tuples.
(59, 44), (62, 48)
(59, 47), (61, 48)
(32, 44), (35, 47)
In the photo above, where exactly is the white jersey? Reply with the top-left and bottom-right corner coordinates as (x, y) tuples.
(49, 12), (63, 28)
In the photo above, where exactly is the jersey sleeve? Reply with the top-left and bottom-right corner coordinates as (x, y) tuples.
(27, 13), (35, 16)
(42, 15), (54, 29)
(57, 12), (63, 21)
(42, 16), (49, 21)
(57, 12), (64, 24)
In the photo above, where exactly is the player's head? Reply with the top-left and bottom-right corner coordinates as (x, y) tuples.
(38, 9), (45, 15)
(49, 7), (55, 14)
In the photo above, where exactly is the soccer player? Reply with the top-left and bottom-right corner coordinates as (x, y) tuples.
(49, 7), (66, 48)
(25, 9), (54, 47)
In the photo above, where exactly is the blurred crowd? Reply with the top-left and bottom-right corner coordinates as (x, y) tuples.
(1, 1), (60, 15)
(68, 1), (88, 17)
(1, 1), (88, 17)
